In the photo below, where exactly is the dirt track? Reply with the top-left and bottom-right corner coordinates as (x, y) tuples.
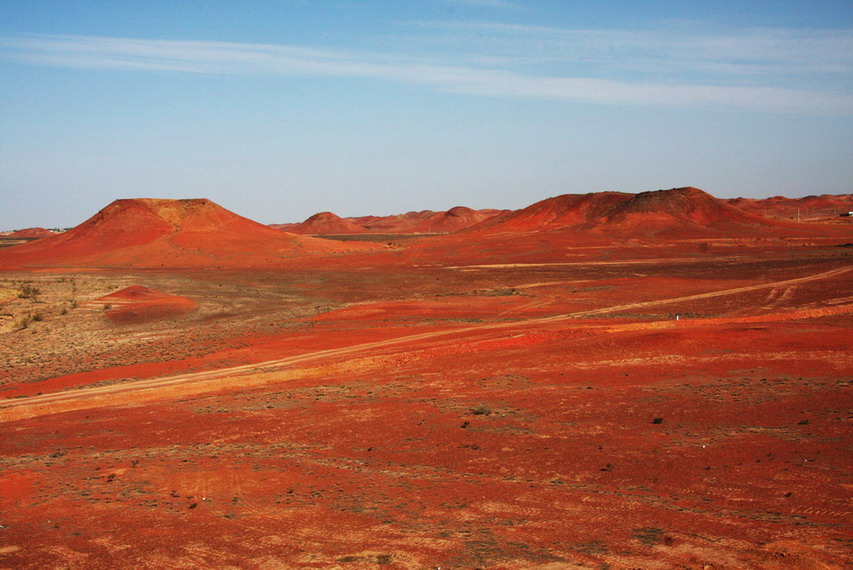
(3, 266), (848, 422)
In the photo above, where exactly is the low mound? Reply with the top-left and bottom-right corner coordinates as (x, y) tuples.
(0, 198), (381, 269)
(4, 228), (56, 239)
(95, 285), (195, 324)
(288, 212), (365, 235)
(727, 194), (853, 221)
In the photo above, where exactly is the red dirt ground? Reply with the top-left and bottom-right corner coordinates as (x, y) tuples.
(0, 188), (851, 568)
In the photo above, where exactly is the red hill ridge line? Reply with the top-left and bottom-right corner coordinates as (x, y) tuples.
(2, 188), (850, 270)
(281, 206), (508, 235)
(727, 194), (853, 219)
(0, 198), (382, 269)
(465, 187), (845, 239)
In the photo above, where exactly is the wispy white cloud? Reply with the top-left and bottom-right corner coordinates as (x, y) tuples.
(1, 31), (851, 114)
(404, 21), (853, 78)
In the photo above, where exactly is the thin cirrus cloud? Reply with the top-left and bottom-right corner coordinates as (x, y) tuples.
(1, 30), (851, 114)
(405, 22), (853, 77)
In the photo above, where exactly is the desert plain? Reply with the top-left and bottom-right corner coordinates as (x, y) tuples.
(0, 187), (851, 568)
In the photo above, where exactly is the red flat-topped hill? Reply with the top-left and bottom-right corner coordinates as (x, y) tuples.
(0, 198), (382, 269)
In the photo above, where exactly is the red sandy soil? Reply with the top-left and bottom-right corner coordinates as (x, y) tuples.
(0, 187), (851, 568)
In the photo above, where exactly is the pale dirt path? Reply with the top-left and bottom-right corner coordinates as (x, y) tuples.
(1, 266), (849, 421)
(534, 266), (850, 320)
(448, 255), (751, 269)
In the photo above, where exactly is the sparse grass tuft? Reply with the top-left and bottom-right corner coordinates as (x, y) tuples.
(633, 527), (666, 547)
(18, 282), (40, 299)
(16, 314), (33, 329)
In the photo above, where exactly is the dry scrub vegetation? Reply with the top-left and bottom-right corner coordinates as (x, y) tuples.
(0, 274), (135, 384)
(0, 272), (327, 387)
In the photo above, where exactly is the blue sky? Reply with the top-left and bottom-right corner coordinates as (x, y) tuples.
(1, 0), (852, 229)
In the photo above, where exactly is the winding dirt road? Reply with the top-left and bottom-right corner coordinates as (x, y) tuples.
(1, 266), (849, 422)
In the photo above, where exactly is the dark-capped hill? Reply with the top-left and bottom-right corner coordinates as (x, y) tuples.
(469, 192), (633, 233)
(598, 187), (770, 236)
(0, 198), (380, 269)
(465, 187), (833, 241)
